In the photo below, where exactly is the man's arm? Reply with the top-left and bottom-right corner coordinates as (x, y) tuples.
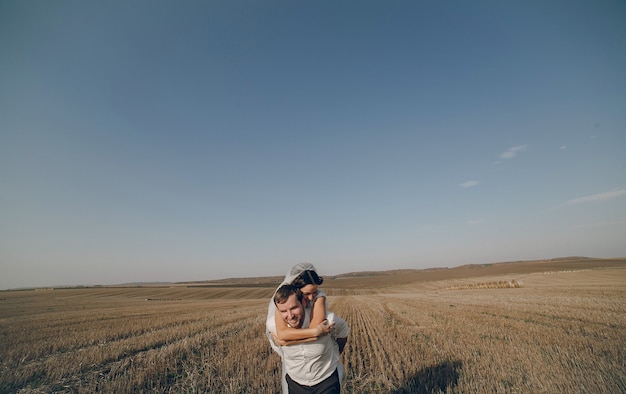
(327, 312), (349, 353)
(336, 337), (347, 354)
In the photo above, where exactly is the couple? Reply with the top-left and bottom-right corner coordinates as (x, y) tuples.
(266, 263), (350, 394)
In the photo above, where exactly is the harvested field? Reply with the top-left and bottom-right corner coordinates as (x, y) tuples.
(1, 259), (625, 393)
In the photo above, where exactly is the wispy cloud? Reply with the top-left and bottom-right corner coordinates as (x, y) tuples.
(560, 145), (567, 150)
(500, 144), (527, 159)
(566, 189), (626, 205)
(459, 180), (479, 189)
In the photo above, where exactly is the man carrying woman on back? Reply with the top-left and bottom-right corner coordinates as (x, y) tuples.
(266, 263), (350, 393)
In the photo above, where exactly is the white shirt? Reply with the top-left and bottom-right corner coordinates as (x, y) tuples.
(280, 312), (349, 386)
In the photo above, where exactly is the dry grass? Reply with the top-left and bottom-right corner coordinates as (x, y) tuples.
(334, 267), (626, 393)
(1, 261), (625, 393)
(0, 289), (276, 393)
(440, 279), (524, 290)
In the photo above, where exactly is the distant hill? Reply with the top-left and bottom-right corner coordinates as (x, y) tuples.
(178, 257), (624, 289)
(8, 257), (623, 292)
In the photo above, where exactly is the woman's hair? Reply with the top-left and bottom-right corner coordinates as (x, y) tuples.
(292, 269), (323, 288)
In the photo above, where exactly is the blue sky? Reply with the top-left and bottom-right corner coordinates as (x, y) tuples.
(1, 1), (625, 289)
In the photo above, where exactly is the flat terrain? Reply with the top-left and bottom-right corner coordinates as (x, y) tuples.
(1, 258), (625, 393)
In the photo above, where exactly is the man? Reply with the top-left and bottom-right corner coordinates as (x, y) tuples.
(270, 284), (349, 393)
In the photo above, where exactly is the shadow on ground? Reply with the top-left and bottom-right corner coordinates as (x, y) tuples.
(391, 360), (462, 394)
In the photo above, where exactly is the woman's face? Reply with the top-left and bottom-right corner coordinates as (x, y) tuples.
(299, 284), (318, 307)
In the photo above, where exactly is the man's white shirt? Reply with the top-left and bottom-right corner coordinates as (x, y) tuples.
(279, 311), (349, 386)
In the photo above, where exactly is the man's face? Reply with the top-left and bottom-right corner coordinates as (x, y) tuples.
(276, 293), (305, 328)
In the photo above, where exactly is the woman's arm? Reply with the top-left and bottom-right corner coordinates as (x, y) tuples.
(271, 333), (319, 347)
(309, 296), (327, 328)
(273, 304), (331, 341)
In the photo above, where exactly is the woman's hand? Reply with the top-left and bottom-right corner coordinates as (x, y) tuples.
(314, 319), (334, 336)
(271, 332), (288, 346)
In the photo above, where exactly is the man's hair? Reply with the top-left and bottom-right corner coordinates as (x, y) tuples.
(292, 270), (323, 288)
(273, 284), (303, 305)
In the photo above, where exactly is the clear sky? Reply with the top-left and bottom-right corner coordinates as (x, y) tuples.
(1, 1), (625, 290)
